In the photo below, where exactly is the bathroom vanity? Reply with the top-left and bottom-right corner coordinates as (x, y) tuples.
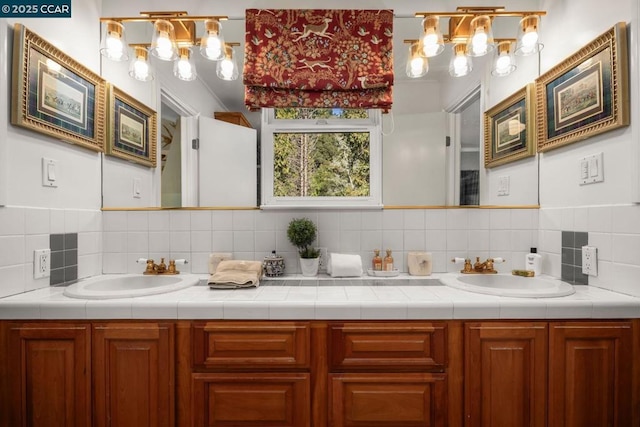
(1, 277), (639, 426)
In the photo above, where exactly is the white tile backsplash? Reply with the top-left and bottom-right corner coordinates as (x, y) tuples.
(25, 208), (50, 235)
(2, 206), (639, 300)
(190, 211), (212, 231)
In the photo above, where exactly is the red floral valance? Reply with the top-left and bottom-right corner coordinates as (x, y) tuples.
(243, 9), (394, 110)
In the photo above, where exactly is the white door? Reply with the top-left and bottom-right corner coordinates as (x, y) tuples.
(198, 116), (257, 207)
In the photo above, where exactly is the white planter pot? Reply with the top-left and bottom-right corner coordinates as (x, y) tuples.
(299, 257), (320, 277)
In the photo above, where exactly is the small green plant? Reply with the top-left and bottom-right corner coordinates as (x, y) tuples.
(287, 218), (320, 258)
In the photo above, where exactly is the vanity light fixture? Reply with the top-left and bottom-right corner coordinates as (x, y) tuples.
(216, 43), (240, 81)
(491, 40), (516, 76)
(99, 11), (237, 83)
(405, 40), (429, 78)
(174, 47), (197, 81)
(414, 7), (546, 77)
(129, 46), (154, 81)
(100, 20), (129, 61)
(449, 43), (473, 77)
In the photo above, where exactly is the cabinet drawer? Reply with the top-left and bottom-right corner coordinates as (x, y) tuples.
(330, 373), (447, 427)
(192, 321), (310, 369)
(329, 322), (446, 371)
(192, 372), (310, 427)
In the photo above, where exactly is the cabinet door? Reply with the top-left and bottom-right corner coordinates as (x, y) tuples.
(465, 322), (547, 427)
(330, 373), (447, 427)
(4, 322), (91, 427)
(549, 321), (633, 427)
(92, 322), (174, 427)
(192, 372), (310, 427)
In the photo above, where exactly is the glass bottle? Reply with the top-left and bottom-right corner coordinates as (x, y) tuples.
(372, 249), (383, 271)
(383, 249), (394, 271)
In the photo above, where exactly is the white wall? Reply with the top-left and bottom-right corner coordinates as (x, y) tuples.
(0, 0), (103, 209)
(538, 0), (638, 207)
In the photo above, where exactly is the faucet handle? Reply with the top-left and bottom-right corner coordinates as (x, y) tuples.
(492, 257), (506, 263)
(136, 258), (149, 264)
(451, 257), (466, 264)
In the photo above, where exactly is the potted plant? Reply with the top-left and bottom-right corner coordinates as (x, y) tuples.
(287, 217), (321, 276)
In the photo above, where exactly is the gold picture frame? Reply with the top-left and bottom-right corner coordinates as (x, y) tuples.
(484, 84), (536, 168)
(11, 24), (106, 152)
(106, 84), (157, 167)
(535, 22), (629, 152)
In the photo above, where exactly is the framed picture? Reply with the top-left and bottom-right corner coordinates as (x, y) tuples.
(535, 22), (629, 152)
(11, 24), (106, 152)
(484, 84), (536, 168)
(106, 84), (157, 167)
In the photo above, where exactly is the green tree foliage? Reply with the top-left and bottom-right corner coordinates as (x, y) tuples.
(273, 108), (370, 197)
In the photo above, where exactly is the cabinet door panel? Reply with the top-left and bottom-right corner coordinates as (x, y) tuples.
(5, 323), (91, 427)
(93, 323), (174, 427)
(465, 322), (547, 427)
(330, 373), (446, 427)
(192, 372), (310, 427)
(330, 322), (446, 371)
(549, 322), (633, 427)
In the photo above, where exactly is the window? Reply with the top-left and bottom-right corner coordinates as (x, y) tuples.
(261, 108), (382, 208)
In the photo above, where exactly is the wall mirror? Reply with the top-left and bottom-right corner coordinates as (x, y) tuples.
(99, 1), (541, 209)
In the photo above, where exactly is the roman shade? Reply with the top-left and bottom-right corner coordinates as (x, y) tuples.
(243, 9), (394, 110)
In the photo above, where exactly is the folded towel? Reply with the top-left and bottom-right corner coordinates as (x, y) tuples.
(208, 253), (233, 274)
(327, 253), (363, 277)
(208, 260), (263, 289)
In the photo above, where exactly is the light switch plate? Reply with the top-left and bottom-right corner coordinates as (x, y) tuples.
(579, 153), (604, 185)
(497, 176), (510, 196)
(42, 158), (58, 187)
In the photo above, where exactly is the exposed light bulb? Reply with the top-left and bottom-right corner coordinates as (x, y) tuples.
(105, 35), (125, 60)
(471, 30), (488, 56)
(409, 57), (425, 78)
(496, 54), (512, 70)
(155, 32), (174, 60)
(204, 37), (223, 59)
(453, 56), (468, 73)
(133, 59), (150, 80)
(520, 30), (539, 54)
(421, 32), (440, 57)
(177, 58), (193, 79)
(219, 58), (234, 79)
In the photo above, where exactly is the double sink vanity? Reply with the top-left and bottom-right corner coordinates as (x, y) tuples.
(1, 272), (639, 426)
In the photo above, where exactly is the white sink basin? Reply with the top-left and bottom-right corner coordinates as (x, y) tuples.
(440, 273), (575, 298)
(63, 274), (199, 299)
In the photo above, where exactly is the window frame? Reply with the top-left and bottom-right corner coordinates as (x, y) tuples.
(261, 108), (382, 209)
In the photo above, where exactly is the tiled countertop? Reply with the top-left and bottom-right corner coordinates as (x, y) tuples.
(1, 273), (639, 320)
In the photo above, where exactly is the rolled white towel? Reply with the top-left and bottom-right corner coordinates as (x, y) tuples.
(328, 253), (363, 277)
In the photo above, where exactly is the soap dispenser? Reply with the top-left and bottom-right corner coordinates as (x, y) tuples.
(525, 248), (542, 276)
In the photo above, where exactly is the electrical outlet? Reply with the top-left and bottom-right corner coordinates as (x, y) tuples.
(317, 247), (328, 273)
(582, 245), (598, 276)
(33, 249), (51, 279)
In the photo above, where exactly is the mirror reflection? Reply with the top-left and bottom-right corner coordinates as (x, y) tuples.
(100, 3), (541, 209)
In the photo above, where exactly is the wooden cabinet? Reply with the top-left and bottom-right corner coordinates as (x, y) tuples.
(330, 373), (447, 427)
(465, 322), (548, 427)
(92, 322), (175, 427)
(549, 321), (634, 427)
(329, 322), (449, 426)
(192, 373), (310, 426)
(1, 319), (638, 427)
(1, 322), (91, 427)
(465, 321), (637, 427)
(214, 111), (253, 128)
(190, 321), (311, 427)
